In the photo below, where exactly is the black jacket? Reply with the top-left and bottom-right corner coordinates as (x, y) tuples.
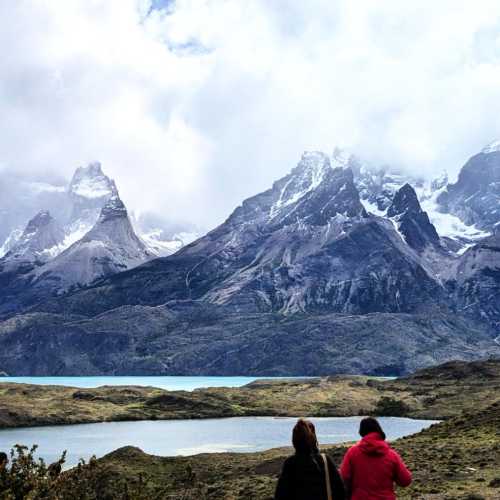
(275, 451), (346, 500)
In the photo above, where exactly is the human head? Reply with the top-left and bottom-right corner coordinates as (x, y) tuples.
(0, 452), (8, 469)
(292, 418), (319, 454)
(359, 417), (386, 440)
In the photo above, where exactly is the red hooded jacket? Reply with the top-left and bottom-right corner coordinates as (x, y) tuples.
(340, 432), (412, 499)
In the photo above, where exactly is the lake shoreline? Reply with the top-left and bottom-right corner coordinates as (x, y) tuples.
(14, 402), (497, 499)
(0, 416), (439, 468)
(1, 359), (499, 430)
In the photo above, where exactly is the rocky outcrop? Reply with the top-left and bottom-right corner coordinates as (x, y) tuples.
(454, 228), (500, 330)
(387, 183), (440, 252)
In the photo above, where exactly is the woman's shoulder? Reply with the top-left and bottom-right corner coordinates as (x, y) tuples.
(386, 446), (404, 461)
(282, 455), (298, 468)
(344, 442), (361, 455)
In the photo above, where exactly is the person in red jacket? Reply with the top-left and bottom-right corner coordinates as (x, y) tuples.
(340, 417), (412, 499)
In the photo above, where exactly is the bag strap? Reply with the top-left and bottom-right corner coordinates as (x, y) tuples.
(321, 453), (333, 500)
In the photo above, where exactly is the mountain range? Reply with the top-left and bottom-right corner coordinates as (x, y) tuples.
(0, 143), (499, 375)
(0, 163), (199, 261)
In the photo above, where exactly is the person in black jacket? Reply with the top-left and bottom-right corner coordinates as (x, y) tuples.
(275, 418), (345, 500)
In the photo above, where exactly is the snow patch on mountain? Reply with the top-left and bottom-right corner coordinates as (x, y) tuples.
(348, 147), (490, 252)
(0, 228), (23, 258)
(63, 220), (94, 247)
(360, 198), (387, 217)
(141, 230), (183, 256)
(481, 139), (500, 154)
(420, 185), (490, 243)
(33, 195), (154, 290)
(2, 211), (65, 264)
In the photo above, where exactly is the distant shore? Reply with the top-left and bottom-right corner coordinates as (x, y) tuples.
(1, 359), (499, 429)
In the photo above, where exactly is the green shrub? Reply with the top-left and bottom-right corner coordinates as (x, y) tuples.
(0, 444), (204, 500)
(374, 396), (410, 417)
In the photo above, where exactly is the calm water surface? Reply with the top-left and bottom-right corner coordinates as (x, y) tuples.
(0, 376), (270, 391)
(0, 417), (438, 468)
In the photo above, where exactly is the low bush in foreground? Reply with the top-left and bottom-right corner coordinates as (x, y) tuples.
(0, 445), (168, 500)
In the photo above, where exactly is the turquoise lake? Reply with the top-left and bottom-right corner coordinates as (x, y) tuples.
(0, 376), (269, 391)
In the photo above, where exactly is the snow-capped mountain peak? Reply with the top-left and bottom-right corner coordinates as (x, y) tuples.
(270, 151), (331, 217)
(4, 210), (65, 263)
(64, 162), (119, 251)
(68, 161), (117, 200)
(264, 151), (367, 227)
(82, 194), (148, 248)
(33, 194), (153, 290)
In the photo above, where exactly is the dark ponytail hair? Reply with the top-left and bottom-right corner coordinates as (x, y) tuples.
(359, 417), (386, 440)
(292, 418), (319, 454)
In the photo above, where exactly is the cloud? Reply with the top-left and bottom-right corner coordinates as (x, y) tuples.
(1, 0), (500, 229)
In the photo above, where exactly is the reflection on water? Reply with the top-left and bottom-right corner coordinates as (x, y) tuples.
(0, 416), (438, 468)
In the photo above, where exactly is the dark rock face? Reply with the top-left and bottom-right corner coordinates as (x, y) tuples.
(387, 183), (423, 217)
(387, 184), (440, 251)
(454, 228), (500, 330)
(438, 150), (500, 230)
(0, 303), (497, 376)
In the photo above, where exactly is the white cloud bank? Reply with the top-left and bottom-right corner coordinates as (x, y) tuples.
(2, 0), (500, 228)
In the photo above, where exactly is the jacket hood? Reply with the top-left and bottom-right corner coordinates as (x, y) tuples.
(358, 432), (390, 456)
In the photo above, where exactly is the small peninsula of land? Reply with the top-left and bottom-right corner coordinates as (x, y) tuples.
(1, 359), (499, 428)
(13, 400), (498, 499)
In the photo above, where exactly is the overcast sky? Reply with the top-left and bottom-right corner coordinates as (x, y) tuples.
(2, 0), (500, 229)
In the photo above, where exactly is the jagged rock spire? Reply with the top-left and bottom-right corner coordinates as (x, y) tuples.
(34, 192), (153, 290)
(387, 183), (422, 217)
(388, 184), (440, 251)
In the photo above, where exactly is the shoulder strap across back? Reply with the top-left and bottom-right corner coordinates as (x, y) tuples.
(321, 453), (333, 500)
